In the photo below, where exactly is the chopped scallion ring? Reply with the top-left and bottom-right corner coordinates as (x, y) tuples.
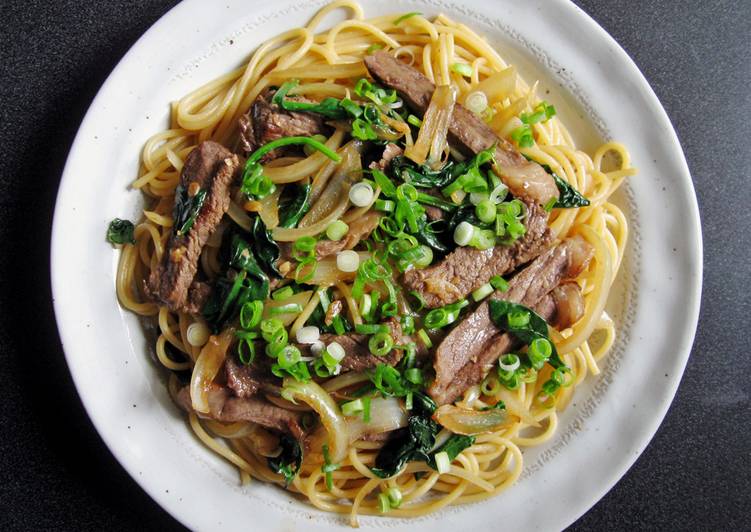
(270, 303), (303, 316)
(374, 199), (395, 212)
(369, 332), (394, 356)
(271, 286), (294, 301)
(358, 293), (372, 317)
(434, 451), (451, 474)
(454, 221), (475, 246)
(489, 183), (509, 204)
(476, 199), (497, 223)
(326, 341), (345, 362)
(471, 283), (494, 302)
(469, 191), (489, 205)
(341, 399), (364, 417)
(336, 250), (360, 272)
(186, 322), (210, 347)
(378, 493), (391, 513)
(349, 182), (374, 207)
(326, 219), (349, 241)
(295, 326), (320, 344)
(499, 353), (521, 372)
(417, 329), (432, 348)
(465, 91), (488, 114)
(310, 340), (325, 356)
(386, 487), (403, 508)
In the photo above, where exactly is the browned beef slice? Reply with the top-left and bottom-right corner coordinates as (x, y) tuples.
(225, 356), (282, 398)
(176, 385), (304, 440)
(147, 142), (239, 313)
(184, 281), (212, 315)
(403, 200), (552, 308)
(428, 236), (594, 405)
(364, 51), (558, 205)
(315, 211), (381, 259)
(369, 143), (403, 171)
(238, 89), (326, 160)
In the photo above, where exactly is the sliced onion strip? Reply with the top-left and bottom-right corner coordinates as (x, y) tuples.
(432, 404), (514, 435)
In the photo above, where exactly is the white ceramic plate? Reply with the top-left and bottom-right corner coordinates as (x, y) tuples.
(51, 0), (702, 530)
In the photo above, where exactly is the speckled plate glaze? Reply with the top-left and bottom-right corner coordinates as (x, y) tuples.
(51, 0), (702, 530)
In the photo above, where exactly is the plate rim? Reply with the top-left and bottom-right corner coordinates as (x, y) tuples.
(50, 0), (703, 529)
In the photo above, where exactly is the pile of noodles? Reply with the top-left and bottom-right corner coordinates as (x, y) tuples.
(115, 0), (635, 525)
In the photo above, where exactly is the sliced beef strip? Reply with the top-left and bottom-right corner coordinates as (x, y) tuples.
(403, 200), (552, 308)
(368, 143), (403, 171)
(185, 281), (212, 315)
(225, 356), (282, 398)
(176, 385), (305, 440)
(364, 51), (559, 205)
(428, 236), (594, 405)
(238, 88), (327, 161)
(147, 141), (239, 313)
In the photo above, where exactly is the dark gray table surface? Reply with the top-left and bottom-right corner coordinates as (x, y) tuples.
(1, 0), (748, 530)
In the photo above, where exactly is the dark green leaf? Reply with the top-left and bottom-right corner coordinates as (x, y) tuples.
(427, 434), (475, 469)
(411, 392), (437, 417)
(534, 163), (590, 208)
(371, 415), (439, 478)
(552, 173), (590, 208)
(252, 216), (281, 277)
(267, 434), (302, 486)
(416, 216), (450, 255)
(392, 156), (465, 188)
(106, 218), (135, 245)
(172, 184), (207, 236)
(201, 275), (238, 331)
(370, 429), (415, 478)
(230, 234), (270, 302)
(202, 233), (271, 332)
(488, 300), (549, 337)
(278, 183), (311, 228)
(487, 300), (566, 369)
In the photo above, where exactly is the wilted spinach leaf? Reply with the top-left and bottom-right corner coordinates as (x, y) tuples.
(371, 392), (439, 478)
(267, 434), (302, 486)
(173, 184), (207, 236)
(392, 156), (466, 188)
(427, 434), (475, 470)
(416, 217), (450, 255)
(278, 183), (311, 228)
(252, 216), (281, 277)
(552, 173), (590, 208)
(488, 299), (566, 369)
(536, 164), (590, 208)
(106, 218), (135, 245)
(371, 415), (439, 478)
(202, 233), (270, 332)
